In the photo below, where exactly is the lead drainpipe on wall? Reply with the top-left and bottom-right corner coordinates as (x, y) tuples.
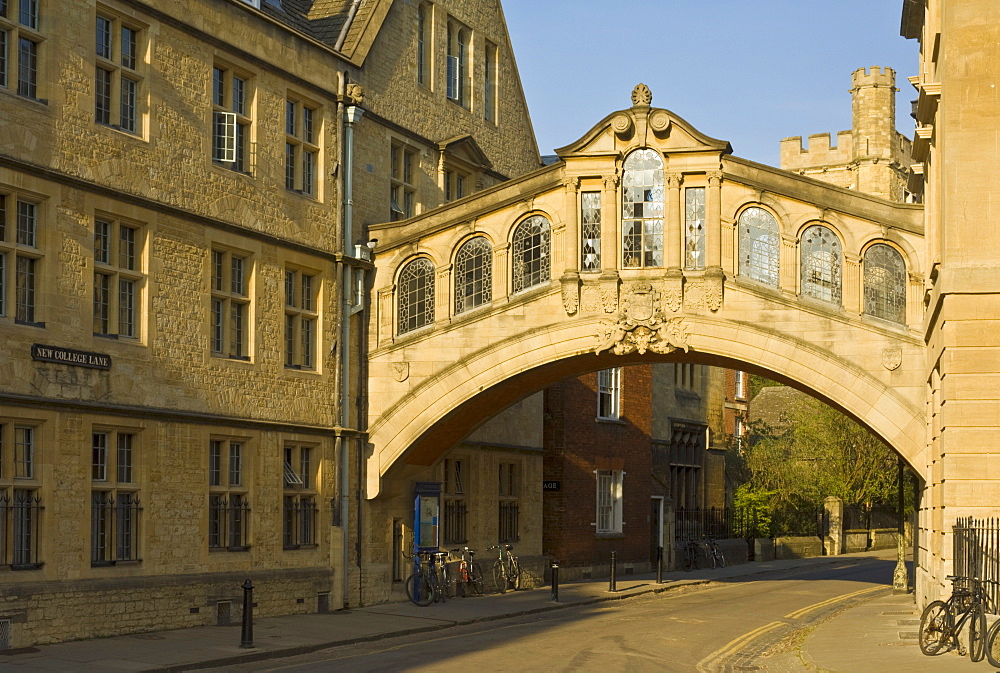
(340, 103), (365, 608)
(334, 0), (363, 52)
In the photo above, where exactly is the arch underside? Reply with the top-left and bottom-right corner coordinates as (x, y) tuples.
(367, 313), (925, 498)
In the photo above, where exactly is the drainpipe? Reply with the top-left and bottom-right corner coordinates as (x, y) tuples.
(334, 0), (363, 52)
(340, 103), (364, 608)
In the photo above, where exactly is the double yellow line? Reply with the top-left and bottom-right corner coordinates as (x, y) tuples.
(784, 585), (885, 620)
(697, 585), (887, 671)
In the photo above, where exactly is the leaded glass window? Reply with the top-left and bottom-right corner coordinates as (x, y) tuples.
(397, 257), (435, 334)
(621, 149), (663, 268)
(581, 192), (601, 271)
(864, 243), (906, 324)
(512, 215), (550, 293)
(454, 237), (492, 314)
(800, 224), (842, 305)
(684, 187), (705, 270)
(738, 207), (779, 286)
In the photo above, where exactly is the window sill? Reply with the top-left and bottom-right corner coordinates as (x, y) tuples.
(285, 187), (318, 202)
(212, 161), (254, 178)
(95, 122), (144, 141)
(596, 417), (625, 425)
(595, 533), (625, 540)
(15, 319), (45, 329)
(283, 544), (318, 551)
(91, 559), (141, 567)
(10, 563), (43, 571)
(209, 546), (251, 553)
(212, 353), (252, 363)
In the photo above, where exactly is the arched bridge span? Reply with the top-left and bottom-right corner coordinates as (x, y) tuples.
(366, 98), (925, 499)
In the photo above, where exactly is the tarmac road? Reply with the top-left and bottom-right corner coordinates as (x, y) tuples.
(202, 560), (894, 673)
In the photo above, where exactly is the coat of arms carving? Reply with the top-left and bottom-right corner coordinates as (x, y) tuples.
(595, 283), (690, 355)
(392, 361), (409, 382)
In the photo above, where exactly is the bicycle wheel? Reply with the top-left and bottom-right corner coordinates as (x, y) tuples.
(509, 559), (522, 590)
(683, 546), (696, 572)
(435, 568), (448, 603)
(493, 559), (507, 593)
(405, 572), (434, 607)
(918, 600), (952, 655)
(969, 603), (986, 662)
(717, 549), (726, 568)
(985, 618), (1000, 667)
(469, 562), (485, 595)
(707, 546), (717, 569)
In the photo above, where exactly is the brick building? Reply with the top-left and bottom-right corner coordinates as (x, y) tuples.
(542, 363), (724, 578)
(0, 0), (539, 647)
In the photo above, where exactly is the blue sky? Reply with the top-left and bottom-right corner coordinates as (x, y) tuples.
(502, 1), (917, 167)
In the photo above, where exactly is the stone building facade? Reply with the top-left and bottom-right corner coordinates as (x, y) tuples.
(0, 0), (539, 648)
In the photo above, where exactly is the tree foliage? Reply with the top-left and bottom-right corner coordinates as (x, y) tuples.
(728, 382), (899, 534)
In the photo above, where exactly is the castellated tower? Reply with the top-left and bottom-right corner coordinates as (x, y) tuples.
(780, 67), (912, 202)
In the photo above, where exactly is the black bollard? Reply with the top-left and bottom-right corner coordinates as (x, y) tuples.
(240, 578), (254, 648)
(551, 561), (559, 602)
(656, 545), (663, 584)
(609, 551), (617, 592)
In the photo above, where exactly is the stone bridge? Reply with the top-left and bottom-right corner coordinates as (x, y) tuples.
(366, 91), (924, 500)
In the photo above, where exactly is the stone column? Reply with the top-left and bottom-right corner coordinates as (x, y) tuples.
(824, 496), (844, 556)
(377, 286), (394, 347)
(843, 253), (862, 314)
(780, 234), (798, 295)
(907, 271), (924, 327)
(494, 243), (510, 303)
(600, 175), (618, 274)
(434, 265), (451, 325)
(562, 178), (580, 277)
(665, 173), (682, 270)
(706, 171), (723, 269)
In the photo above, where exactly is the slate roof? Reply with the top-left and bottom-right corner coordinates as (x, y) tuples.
(257, 0), (373, 55)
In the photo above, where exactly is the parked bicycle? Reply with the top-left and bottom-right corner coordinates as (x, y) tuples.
(450, 546), (485, 596)
(403, 550), (449, 607)
(706, 538), (726, 569)
(681, 537), (700, 571)
(488, 544), (521, 593)
(919, 575), (994, 661)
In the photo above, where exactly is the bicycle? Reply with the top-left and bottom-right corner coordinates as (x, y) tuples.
(706, 538), (726, 569)
(450, 546), (485, 596)
(403, 550), (448, 606)
(681, 537), (699, 572)
(488, 544), (521, 593)
(918, 575), (994, 660)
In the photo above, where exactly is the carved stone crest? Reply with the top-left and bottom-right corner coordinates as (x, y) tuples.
(631, 83), (652, 107)
(392, 361), (409, 382)
(881, 345), (902, 371)
(595, 283), (690, 355)
(346, 83), (364, 104)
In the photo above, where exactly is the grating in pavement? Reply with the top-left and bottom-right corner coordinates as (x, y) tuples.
(896, 619), (919, 626)
(881, 611), (914, 615)
(898, 632), (919, 639)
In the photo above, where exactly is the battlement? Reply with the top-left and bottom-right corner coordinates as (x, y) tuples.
(780, 131), (853, 170)
(852, 66), (896, 89)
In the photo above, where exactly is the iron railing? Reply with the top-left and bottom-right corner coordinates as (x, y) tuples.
(208, 495), (250, 550)
(675, 506), (825, 540)
(954, 517), (1000, 610)
(844, 504), (898, 531)
(91, 492), (142, 564)
(443, 498), (467, 545)
(0, 490), (43, 568)
(499, 501), (519, 543)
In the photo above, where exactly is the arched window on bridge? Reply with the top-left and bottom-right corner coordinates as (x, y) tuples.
(397, 257), (435, 335)
(800, 224), (842, 305)
(737, 206), (779, 286)
(621, 148), (664, 268)
(454, 236), (492, 314)
(863, 243), (906, 324)
(511, 214), (550, 293)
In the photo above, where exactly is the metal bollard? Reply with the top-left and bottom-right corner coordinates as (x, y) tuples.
(609, 551), (617, 592)
(240, 578), (254, 648)
(656, 545), (663, 584)
(551, 561), (559, 602)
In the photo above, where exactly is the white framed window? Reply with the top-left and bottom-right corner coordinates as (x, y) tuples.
(210, 248), (251, 360)
(285, 97), (319, 197)
(597, 367), (620, 420)
(580, 191), (601, 271)
(454, 236), (492, 314)
(212, 64), (253, 173)
(0, 0), (43, 100)
(864, 243), (906, 324)
(390, 144), (416, 220)
(443, 167), (468, 203)
(511, 214), (550, 293)
(284, 267), (318, 370)
(446, 18), (470, 106)
(737, 206), (779, 286)
(621, 149), (664, 268)
(734, 370), (746, 400)
(596, 469), (623, 535)
(800, 224), (842, 305)
(95, 11), (144, 135)
(684, 187), (706, 270)
(397, 257), (434, 335)
(93, 215), (144, 339)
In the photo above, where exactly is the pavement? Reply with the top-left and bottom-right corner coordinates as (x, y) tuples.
(0, 549), (989, 672)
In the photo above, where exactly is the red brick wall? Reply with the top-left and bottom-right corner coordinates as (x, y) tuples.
(543, 365), (662, 568)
